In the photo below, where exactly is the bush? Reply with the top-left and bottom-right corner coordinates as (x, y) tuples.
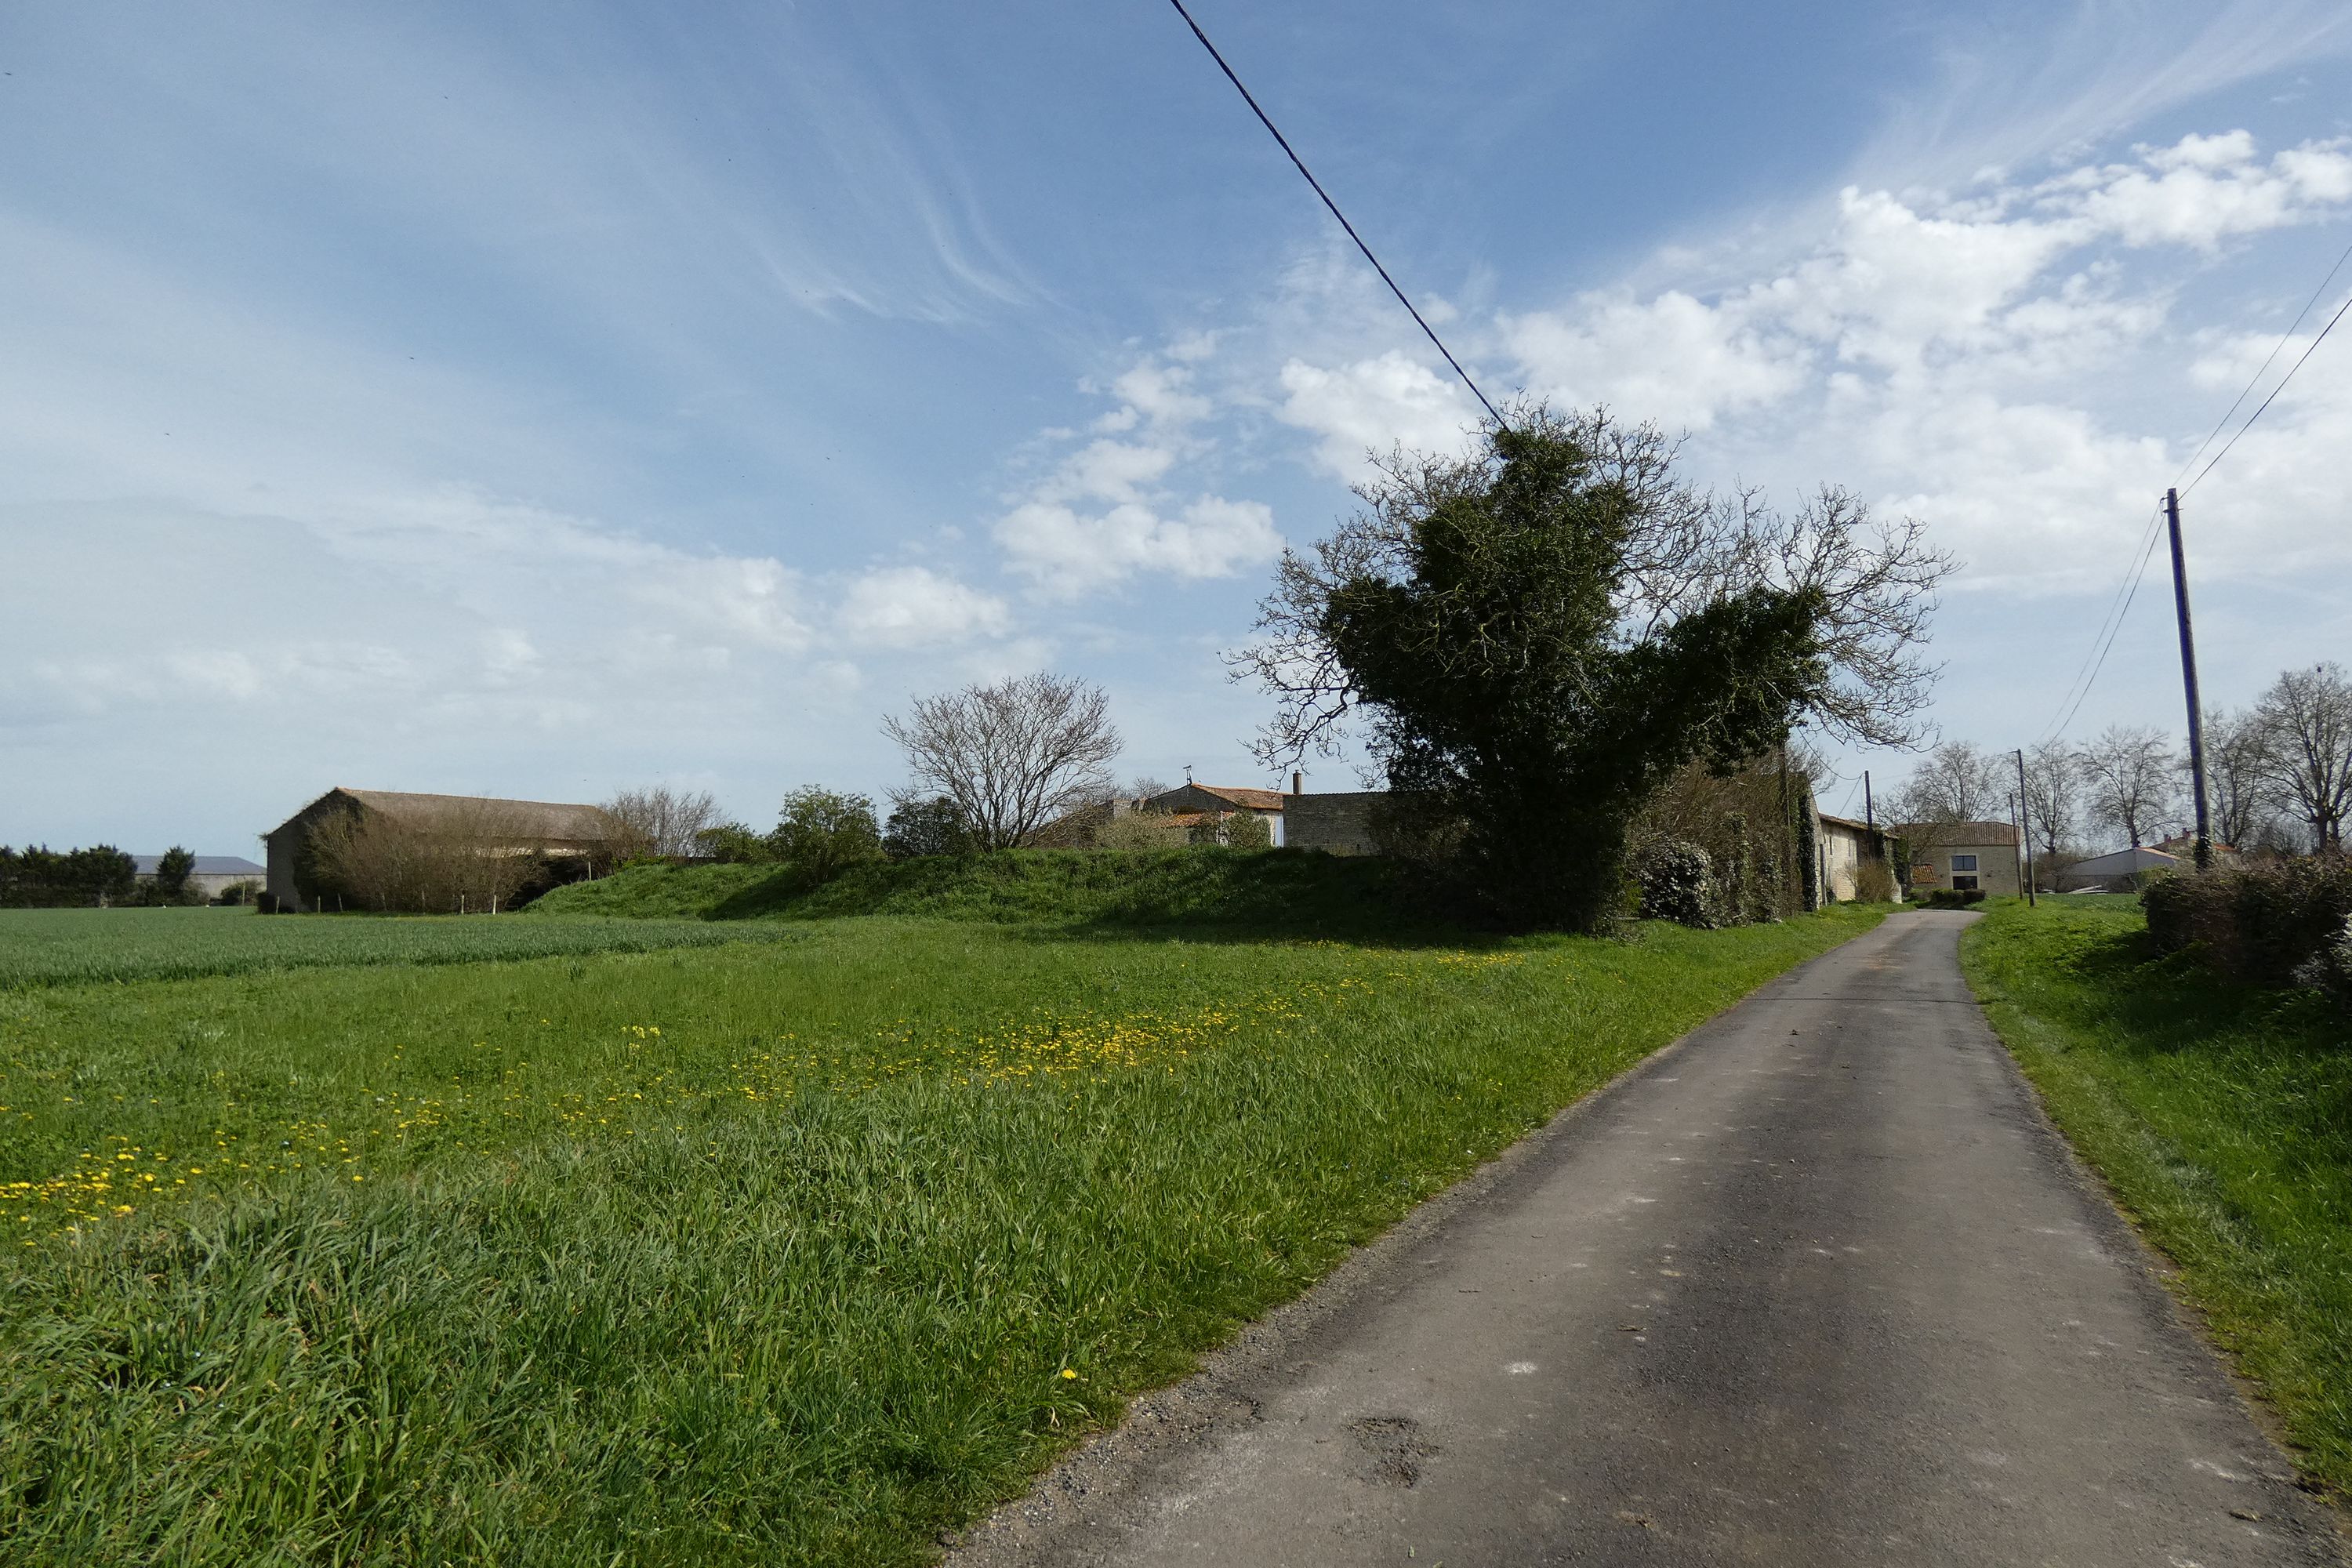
(1633, 838), (1715, 927)
(2143, 858), (2352, 989)
(692, 823), (775, 865)
(768, 789), (884, 883)
(882, 797), (975, 860)
(1854, 857), (1896, 902)
(1188, 811), (1272, 849)
(2295, 916), (2352, 1011)
(1918, 887), (1987, 909)
(1094, 811), (1189, 851)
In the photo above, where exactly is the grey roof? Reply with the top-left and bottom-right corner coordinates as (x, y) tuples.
(2065, 845), (2178, 878)
(133, 855), (266, 877)
(270, 789), (615, 843)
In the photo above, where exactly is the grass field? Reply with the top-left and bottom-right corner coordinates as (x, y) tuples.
(0, 906), (808, 989)
(1962, 898), (2352, 1502)
(0, 886), (1885, 1566)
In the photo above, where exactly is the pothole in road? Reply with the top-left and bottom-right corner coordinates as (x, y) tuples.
(1349, 1415), (1439, 1487)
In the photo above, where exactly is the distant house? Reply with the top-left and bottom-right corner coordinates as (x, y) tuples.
(2058, 844), (2178, 892)
(263, 789), (615, 912)
(1896, 820), (2022, 897)
(1815, 814), (1901, 902)
(1142, 783), (1288, 845)
(132, 854), (267, 902)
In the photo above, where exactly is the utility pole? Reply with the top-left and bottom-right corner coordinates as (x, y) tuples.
(2013, 748), (2035, 907)
(1863, 771), (1873, 830)
(2165, 488), (2213, 869)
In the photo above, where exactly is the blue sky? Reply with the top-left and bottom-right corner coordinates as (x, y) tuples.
(5, 0), (2350, 851)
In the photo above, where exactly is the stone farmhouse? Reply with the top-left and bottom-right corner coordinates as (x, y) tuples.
(263, 788), (614, 912)
(1896, 819), (2022, 897)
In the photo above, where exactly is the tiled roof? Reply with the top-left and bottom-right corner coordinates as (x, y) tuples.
(1190, 785), (1287, 812)
(1893, 820), (2020, 847)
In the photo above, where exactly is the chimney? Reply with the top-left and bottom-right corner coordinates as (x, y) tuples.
(1291, 770), (1303, 796)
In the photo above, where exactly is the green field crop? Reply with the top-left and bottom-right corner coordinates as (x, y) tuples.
(1, 906), (1885, 1566)
(0, 906), (806, 989)
(1963, 898), (2352, 1503)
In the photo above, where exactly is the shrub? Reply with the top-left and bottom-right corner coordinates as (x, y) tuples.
(1854, 856), (1896, 902)
(2143, 858), (2352, 989)
(2295, 916), (2352, 1012)
(882, 797), (975, 859)
(692, 823), (774, 865)
(1188, 811), (1272, 849)
(1095, 811), (1189, 851)
(767, 789), (884, 884)
(1918, 887), (1987, 909)
(1633, 838), (1715, 927)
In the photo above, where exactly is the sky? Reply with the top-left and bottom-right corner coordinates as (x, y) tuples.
(5, 0), (2350, 853)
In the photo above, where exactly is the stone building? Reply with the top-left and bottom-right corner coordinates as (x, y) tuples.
(263, 788), (614, 912)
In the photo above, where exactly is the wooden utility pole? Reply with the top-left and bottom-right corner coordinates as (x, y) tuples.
(2013, 748), (2035, 907)
(1863, 771), (1873, 830)
(2165, 488), (2213, 869)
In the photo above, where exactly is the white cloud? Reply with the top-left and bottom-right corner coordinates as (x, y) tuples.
(1276, 353), (1480, 477)
(992, 347), (1286, 596)
(2057, 132), (2352, 249)
(835, 565), (1009, 648)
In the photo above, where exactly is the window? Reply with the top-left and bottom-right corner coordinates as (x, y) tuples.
(1951, 874), (1980, 891)
(1951, 854), (1979, 872)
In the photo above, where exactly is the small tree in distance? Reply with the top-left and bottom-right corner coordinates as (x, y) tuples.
(768, 789), (884, 881)
(882, 797), (975, 859)
(601, 786), (722, 862)
(882, 673), (1121, 851)
(153, 846), (197, 904)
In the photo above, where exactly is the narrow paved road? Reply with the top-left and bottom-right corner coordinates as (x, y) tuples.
(955, 912), (2344, 1567)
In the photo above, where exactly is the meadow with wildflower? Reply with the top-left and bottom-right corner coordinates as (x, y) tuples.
(0, 901), (1884, 1566)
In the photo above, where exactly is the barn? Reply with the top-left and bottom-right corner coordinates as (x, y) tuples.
(263, 788), (615, 912)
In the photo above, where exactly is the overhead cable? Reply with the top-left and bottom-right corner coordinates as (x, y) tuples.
(1163, 0), (1504, 426)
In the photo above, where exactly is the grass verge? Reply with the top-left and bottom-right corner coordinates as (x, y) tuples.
(1962, 897), (2352, 1501)
(1, 905), (1882, 1566)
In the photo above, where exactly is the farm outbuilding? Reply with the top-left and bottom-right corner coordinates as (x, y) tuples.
(132, 854), (267, 902)
(263, 789), (615, 912)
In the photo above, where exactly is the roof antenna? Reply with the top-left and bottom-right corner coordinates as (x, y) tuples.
(1184, 764), (1194, 783)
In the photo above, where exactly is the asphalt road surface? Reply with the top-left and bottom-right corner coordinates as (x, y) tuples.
(953, 911), (2344, 1567)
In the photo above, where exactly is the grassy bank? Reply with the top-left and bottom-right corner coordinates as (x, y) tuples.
(1, 903), (1881, 1566)
(528, 848), (1436, 937)
(0, 906), (805, 990)
(1962, 898), (2352, 1501)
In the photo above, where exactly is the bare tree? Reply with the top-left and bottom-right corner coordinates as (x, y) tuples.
(2201, 706), (2279, 851)
(1890, 741), (2005, 843)
(882, 673), (1121, 851)
(308, 797), (545, 913)
(2020, 739), (2079, 861)
(2256, 662), (2352, 851)
(1230, 405), (1958, 767)
(2078, 724), (2179, 848)
(601, 785), (722, 861)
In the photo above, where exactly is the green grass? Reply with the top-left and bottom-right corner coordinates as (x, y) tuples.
(529, 848), (1440, 937)
(0, 906), (807, 990)
(1962, 898), (2352, 1501)
(0, 902), (1885, 1566)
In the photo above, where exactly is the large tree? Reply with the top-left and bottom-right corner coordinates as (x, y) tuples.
(1233, 408), (1951, 930)
(2020, 740), (2079, 861)
(883, 673), (1121, 851)
(2078, 724), (2178, 848)
(2255, 662), (2352, 851)
(1891, 741), (2008, 844)
(2201, 706), (2279, 852)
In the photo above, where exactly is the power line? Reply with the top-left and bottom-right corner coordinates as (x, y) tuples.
(2037, 503), (2166, 744)
(1163, 0), (1504, 426)
(2171, 233), (2352, 490)
(2182, 282), (2352, 498)
(2038, 233), (2352, 746)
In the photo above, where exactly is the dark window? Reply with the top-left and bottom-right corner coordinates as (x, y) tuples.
(1951, 873), (1980, 891)
(1951, 854), (1979, 872)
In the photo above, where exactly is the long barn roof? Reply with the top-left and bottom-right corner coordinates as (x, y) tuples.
(273, 788), (613, 841)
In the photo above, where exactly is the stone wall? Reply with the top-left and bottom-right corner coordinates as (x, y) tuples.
(1283, 790), (1387, 855)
